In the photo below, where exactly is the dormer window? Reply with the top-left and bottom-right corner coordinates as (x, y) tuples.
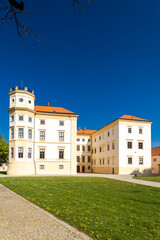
(19, 98), (23, 102)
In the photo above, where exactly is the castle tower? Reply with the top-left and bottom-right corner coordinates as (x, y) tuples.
(7, 86), (36, 175)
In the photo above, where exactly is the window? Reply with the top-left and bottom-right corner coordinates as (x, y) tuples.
(11, 148), (14, 158)
(19, 116), (23, 121)
(19, 98), (23, 102)
(28, 117), (32, 122)
(59, 165), (64, 169)
(127, 142), (132, 149)
(139, 128), (143, 134)
(40, 165), (44, 169)
(139, 157), (143, 165)
(11, 115), (14, 121)
(108, 131), (110, 137)
(112, 142), (115, 150)
(138, 142), (143, 149)
(59, 121), (64, 126)
(154, 158), (157, 162)
(40, 131), (45, 141)
(128, 157), (132, 164)
(100, 159), (101, 165)
(82, 156), (85, 162)
(59, 149), (64, 159)
(77, 156), (80, 162)
(82, 139), (85, 142)
(77, 138), (80, 141)
(28, 100), (31, 104)
(28, 129), (32, 139)
(94, 138), (96, 142)
(112, 128), (115, 135)
(128, 128), (132, 133)
(103, 159), (105, 165)
(99, 147), (101, 152)
(12, 98), (14, 103)
(11, 128), (14, 139)
(19, 128), (24, 138)
(18, 147), (23, 158)
(88, 139), (90, 142)
(40, 149), (45, 159)
(77, 145), (80, 151)
(88, 146), (91, 152)
(107, 158), (110, 165)
(88, 166), (91, 170)
(59, 132), (64, 141)
(95, 148), (96, 153)
(82, 146), (85, 152)
(99, 136), (101, 140)
(94, 160), (96, 165)
(88, 156), (91, 162)
(92, 149), (93, 154)
(107, 144), (110, 151)
(28, 148), (32, 158)
(40, 120), (45, 125)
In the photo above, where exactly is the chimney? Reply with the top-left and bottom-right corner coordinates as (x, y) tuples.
(48, 102), (49, 106)
(84, 127), (86, 131)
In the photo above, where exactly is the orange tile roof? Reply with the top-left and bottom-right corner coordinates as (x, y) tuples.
(152, 147), (160, 156)
(119, 115), (151, 122)
(77, 129), (97, 135)
(35, 105), (77, 115)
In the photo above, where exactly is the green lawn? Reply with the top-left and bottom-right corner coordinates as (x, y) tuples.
(134, 176), (160, 183)
(0, 177), (160, 240)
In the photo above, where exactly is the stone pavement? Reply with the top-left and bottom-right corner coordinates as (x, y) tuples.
(77, 173), (160, 188)
(0, 184), (91, 240)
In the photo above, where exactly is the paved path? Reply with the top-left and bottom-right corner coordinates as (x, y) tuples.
(77, 173), (160, 188)
(0, 184), (91, 240)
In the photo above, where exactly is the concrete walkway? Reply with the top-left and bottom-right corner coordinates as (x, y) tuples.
(77, 173), (160, 188)
(0, 184), (91, 240)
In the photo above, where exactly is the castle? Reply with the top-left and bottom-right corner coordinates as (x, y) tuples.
(8, 86), (152, 175)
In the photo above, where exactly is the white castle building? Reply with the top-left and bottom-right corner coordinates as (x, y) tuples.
(8, 86), (152, 175)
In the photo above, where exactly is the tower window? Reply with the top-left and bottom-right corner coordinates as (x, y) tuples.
(11, 148), (14, 158)
(19, 116), (23, 121)
(19, 98), (24, 102)
(28, 148), (32, 158)
(11, 128), (14, 139)
(28, 129), (32, 139)
(18, 128), (24, 138)
(28, 100), (31, 104)
(18, 147), (23, 158)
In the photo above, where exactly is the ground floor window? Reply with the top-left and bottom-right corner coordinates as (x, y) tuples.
(59, 165), (64, 169)
(128, 157), (132, 164)
(77, 156), (80, 162)
(11, 147), (14, 158)
(28, 148), (32, 158)
(139, 157), (143, 165)
(18, 147), (23, 158)
(40, 165), (45, 169)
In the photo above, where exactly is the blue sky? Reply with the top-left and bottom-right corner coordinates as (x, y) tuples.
(1, 0), (160, 146)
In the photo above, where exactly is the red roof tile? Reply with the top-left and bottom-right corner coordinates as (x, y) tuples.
(77, 129), (97, 135)
(152, 147), (160, 156)
(35, 105), (76, 115)
(119, 115), (151, 122)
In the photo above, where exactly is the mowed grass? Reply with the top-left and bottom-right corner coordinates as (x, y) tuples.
(134, 176), (160, 183)
(0, 177), (160, 240)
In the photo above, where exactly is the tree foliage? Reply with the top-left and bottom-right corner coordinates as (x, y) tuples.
(0, 133), (9, 166)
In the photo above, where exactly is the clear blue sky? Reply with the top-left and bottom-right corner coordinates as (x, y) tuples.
(1, 0), (160, 147)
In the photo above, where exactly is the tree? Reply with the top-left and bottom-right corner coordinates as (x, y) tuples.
(0, 0), (96, 44)
(0, 133), (9, 166)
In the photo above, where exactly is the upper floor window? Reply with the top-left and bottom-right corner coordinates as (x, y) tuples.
(139, 128), (143, 134)
(99, 136), (101, 140)
(59, 132), (64, 141)
(94, 138), (96, 142)
(88, 156), (91, 162)
(112, 142), (115, 150)
(11, 148), (14, 158)
(95, 148), (96, 153)
(128, 127), (132, 133)
(28, 100), (31, 104)
(40, 149), (45, 159)
(138, 142), (143, 149)
(59, 149), (64, 159)
(28, 129), (32, 139)
(88, 146), (91, 152)
(103, 159), (105, 165)
(107, 144), (110, 151)
(40, 120), (45, 125)
(88, 139), (90, 142)
(107, 157), (110, 165)
(19, 116), (23, 121)
(139, 157), (143, 165)
(77, 156), (80, 162)
(40, 131), (45, 141)
(82, 145), (85, 152)
(18, 128), (24, 138)
(28, 148), (32, 158)
(11, 128), (14, 139)
(19, 98), (23, 102)
(11, 115), (14, 122)
(82, 139), (85, 142)
(154, 158), (157, 162)
(28, 117), (32, 122)
(59, 121), (64, 126)
(108, 131), (110, 137)
(77, 138), (80, 141)
(128, 157), (132, 164)
(99, 147), (102, 152)
(77, 145), (80, 151)
(18, 147), (23, 158)
(82, 156), (85, 162)
(127, 142), (132, 149)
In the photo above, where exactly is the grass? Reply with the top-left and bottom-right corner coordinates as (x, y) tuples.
(134, 176), (160, 183)
(0, 177), (160, 240)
